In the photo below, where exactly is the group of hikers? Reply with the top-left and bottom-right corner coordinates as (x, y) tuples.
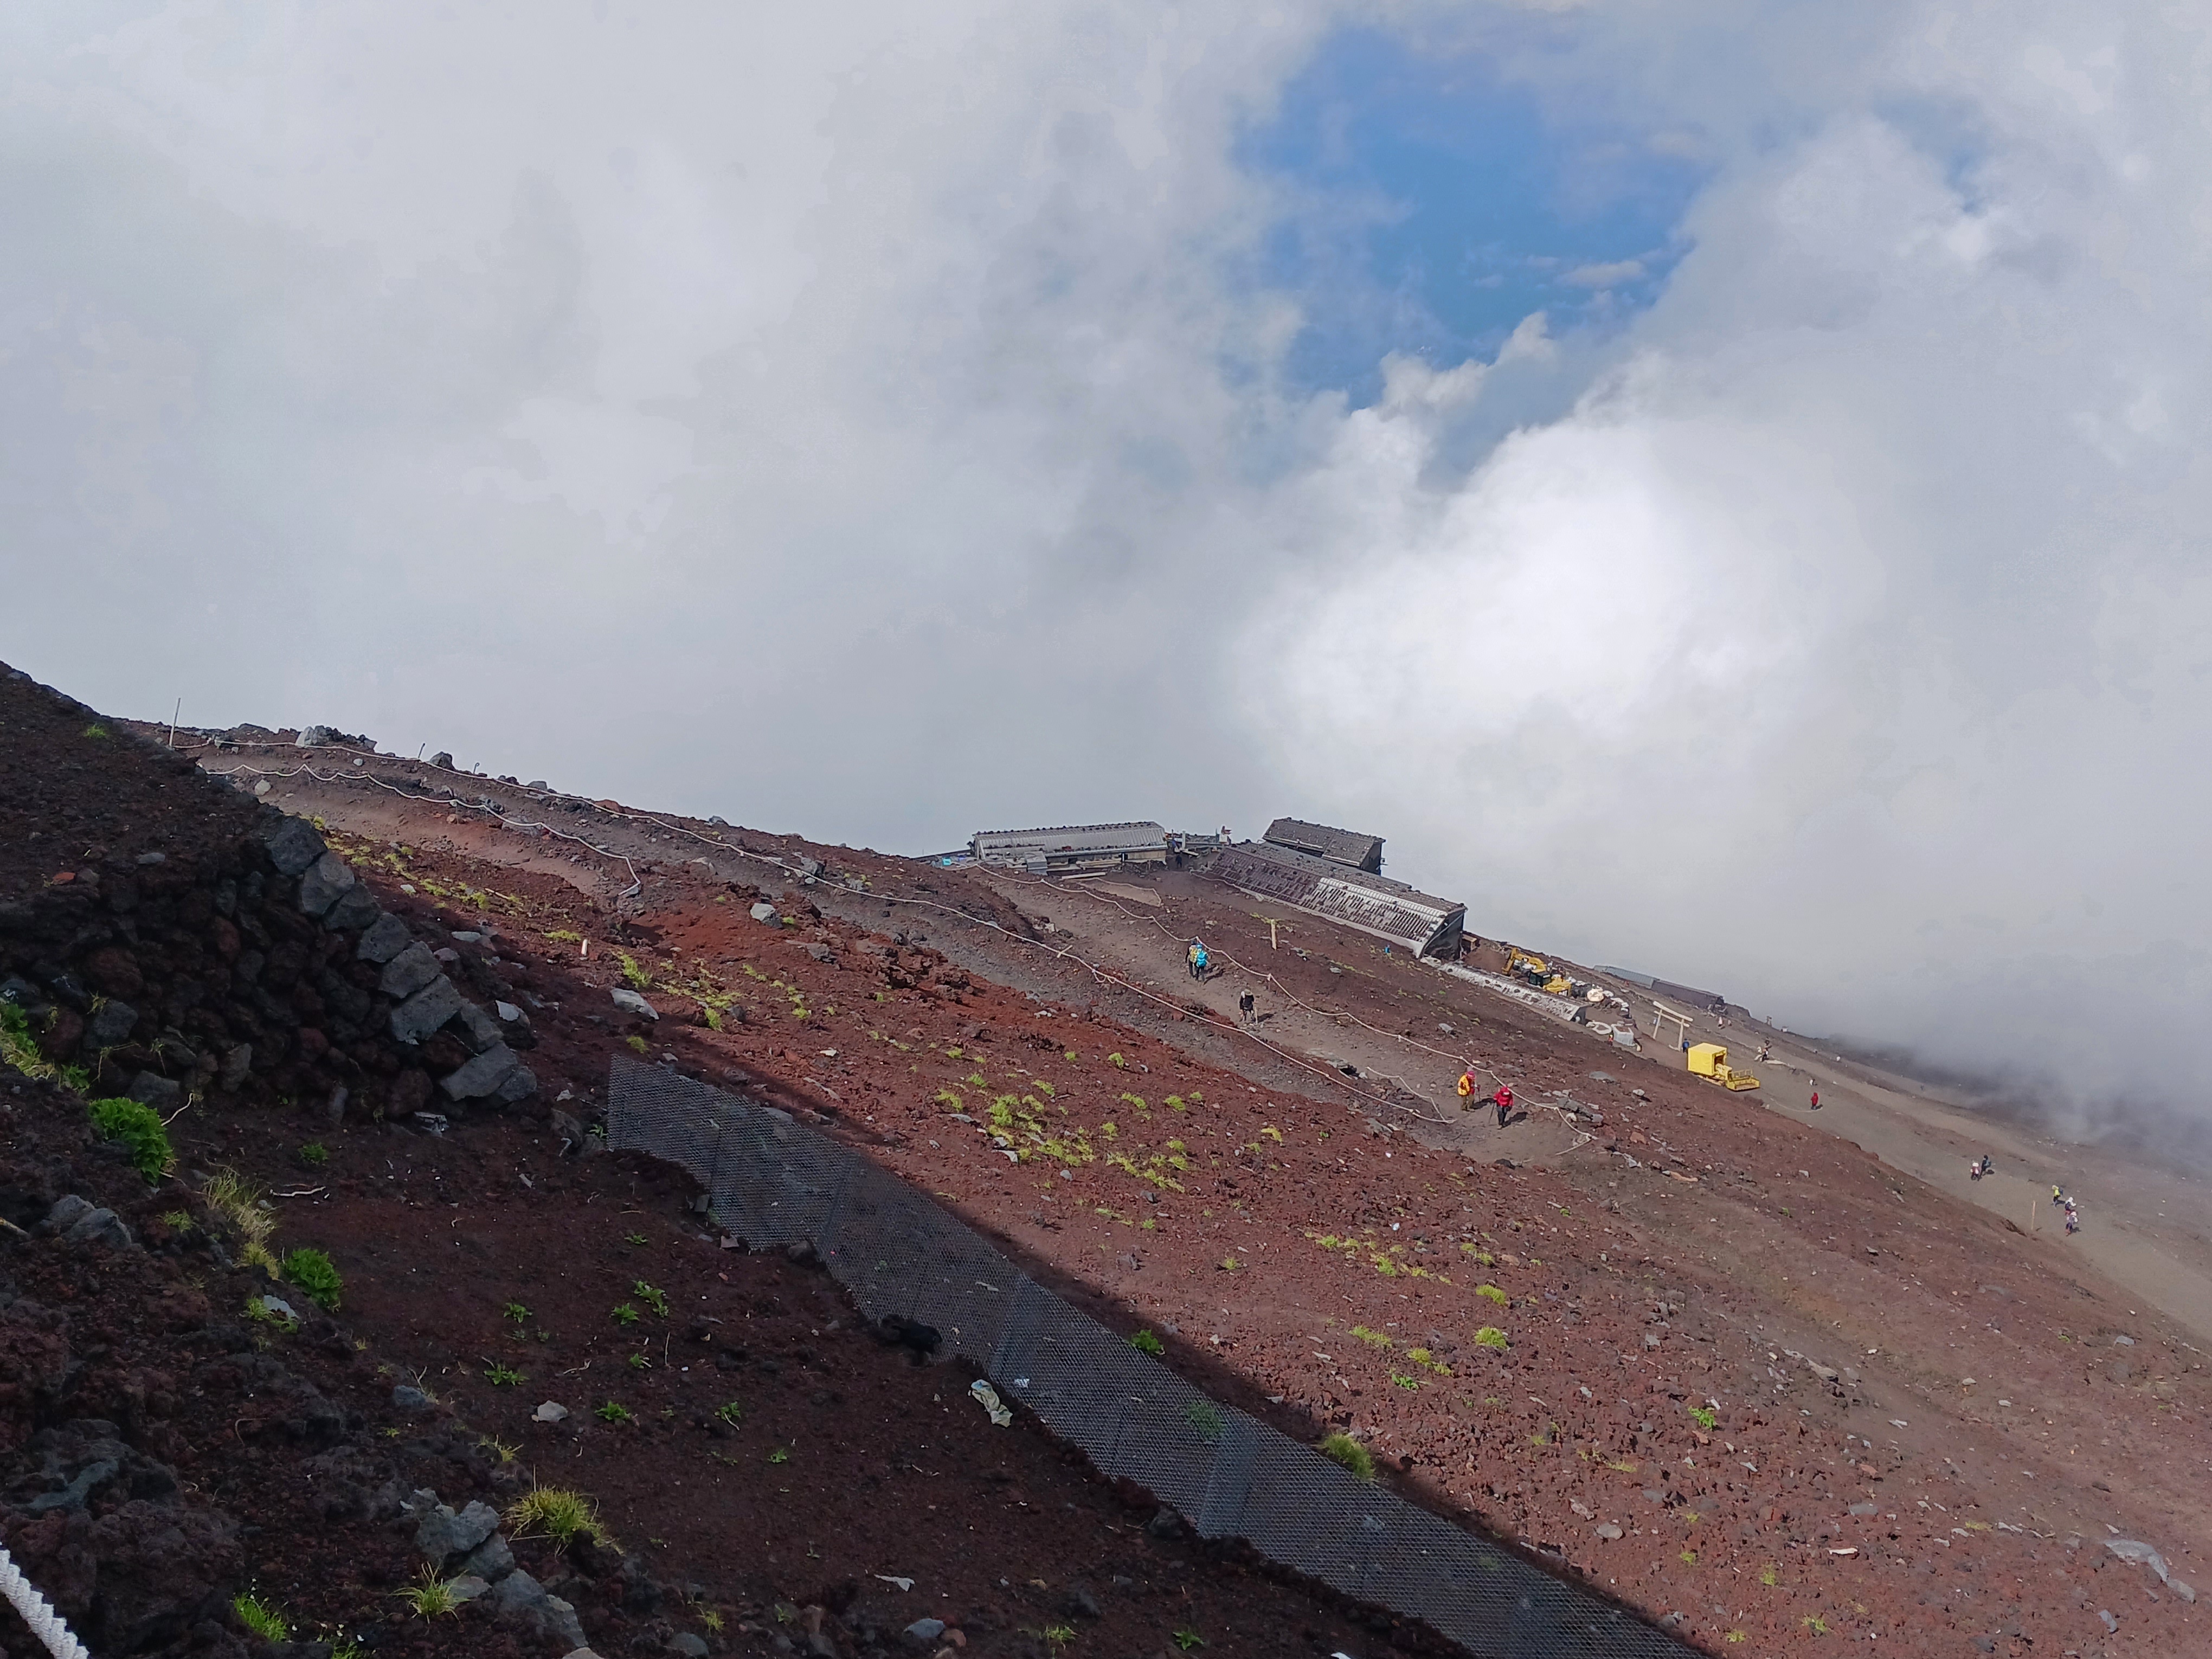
(2053, 1184), (2082, 1234)
(1457, 1070), (1515, 1128)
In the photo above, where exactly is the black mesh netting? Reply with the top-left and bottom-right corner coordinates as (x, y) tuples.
(607, 1058), (1687, 1658)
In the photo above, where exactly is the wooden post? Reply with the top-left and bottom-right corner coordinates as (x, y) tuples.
(1269, 919), (1278, 950)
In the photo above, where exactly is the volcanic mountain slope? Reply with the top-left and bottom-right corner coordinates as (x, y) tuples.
(12, 678), (2208, 1657)
(0, 666), (1430, 1659)
(150, 713), (2212, 1655)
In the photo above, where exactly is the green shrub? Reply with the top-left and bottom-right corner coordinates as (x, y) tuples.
(88, 1096), (173, 1180)
(1475, 1283), (1508, 1305)
(282, 1247), (343, 1311)
(1474, 1326), (1509, 1351)
(1689, 1404), (1719, 1430)
(298, 1142), (330, 1168)
(1318, 1432), (1375, 1481)
(1128, 1328), (1166, 1356)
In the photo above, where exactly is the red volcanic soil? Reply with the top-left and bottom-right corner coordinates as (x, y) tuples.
(3, 671), (2204, 1659)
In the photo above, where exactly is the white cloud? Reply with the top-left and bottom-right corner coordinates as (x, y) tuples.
(1243, 2), (2212, 1134)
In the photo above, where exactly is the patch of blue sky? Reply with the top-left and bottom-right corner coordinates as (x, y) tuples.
(1242, 26), (1711, 404)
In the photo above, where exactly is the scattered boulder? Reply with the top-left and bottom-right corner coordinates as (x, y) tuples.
(323, 884), (381, 932)
(441, 1043), (525, 1102)
(378, 942), (442, 1001)
(488, 1568), (588, 1652)
(391, 1385), (435, 1415)
(85, 998), (139, 1049)
(357, 912), (414, 965)
(461, 1532), (516, 1583)
(126, 1072), (182, 1112)
(60, 1205), (133, 1250)
(452, 1001), (505, 1054)
(415, 1499), (500, 1567)
(749, 903), (779, 924)
(390, 977), (465, 1045)
(902, 1619), (947, 1649)
(610, 987), (658, 1020)
(258, 815), (327, 877)
(296, 852), (357, 918)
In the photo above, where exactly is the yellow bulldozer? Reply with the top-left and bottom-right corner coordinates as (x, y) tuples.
(1686, 1043), (1760, 1091)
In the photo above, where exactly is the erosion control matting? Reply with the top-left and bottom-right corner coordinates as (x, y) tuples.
(609, 1057), (1689, 1659)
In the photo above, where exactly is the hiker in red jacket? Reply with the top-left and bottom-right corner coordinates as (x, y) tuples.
(1810, 1086), (1822, 1111)
(1493, 1083), (1515, 1128)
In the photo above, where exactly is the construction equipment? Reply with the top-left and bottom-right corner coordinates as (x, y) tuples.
(1686, 1043), (1760, 1091)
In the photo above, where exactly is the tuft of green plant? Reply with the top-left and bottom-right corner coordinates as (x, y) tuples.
(202, 1167), (279, 1271)
(1040, 1624), (1076, 1647)
(625, 1231), (648, 1245)
(297, 1141), (329, 1168)
(283, 1247), (343, 1311)
(1184, 1401), (1224, 1443)
(484, 1362), (525, 1386)
(612, 1302), (641, 1326)
(1475, 1283), (1508, 1306)
(545, 929), (584, 943)
(627, 1352), (651, 1371)
(1689, 1404), (1719, 1430)
(595, 1400), (633, 1425)
(714, 1400), (743, 1428)
(1351, 1325), (1392, 1349)
(159, 1209), (195, 1233)
(244, 1296), (297, 1338)
(1319, 1432), (1375, 1481)
(619, 953), (653, 991)
(1803, 1616), (1829, 1636)
(701, 1609), (725, 1635)
(88, 1096), (173, 1181)
(1390, 1372), (1420, 1391)
(1173, 1630), (1206, 1651)
(1108, 1052), (1126, 1068)
(768, 1446), (789, 1464)
(480, 1435), (520, 1464)
(626, 1034), (649, 1054)
(633, 1281), (669, 1316)
(233, 1592), (288, 1641)
(394, 1568), (463, 1618)
(82, 723), (110, 740)
(1759, 1564), (1779, 1587)
(1474, 1326), (1509, 1351)
(1128, 1328), (1166, 1357)
(505, 1485), (611, 1548)
(504, 1300), (532, 1324)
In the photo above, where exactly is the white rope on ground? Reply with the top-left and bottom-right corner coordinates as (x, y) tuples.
(0, 1544), (90, 1659)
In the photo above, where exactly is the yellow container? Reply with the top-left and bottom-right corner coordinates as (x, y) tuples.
(1686, 1043), (1729, 1078)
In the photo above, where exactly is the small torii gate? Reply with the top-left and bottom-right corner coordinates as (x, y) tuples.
(1649, 1000), (1694, 1051)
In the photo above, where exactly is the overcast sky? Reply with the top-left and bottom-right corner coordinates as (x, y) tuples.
(4, 3), (2209, 1136)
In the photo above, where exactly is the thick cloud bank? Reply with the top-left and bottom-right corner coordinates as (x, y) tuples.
(2, 3), (2208, 1134)
(1249, 5), (2212, 1133)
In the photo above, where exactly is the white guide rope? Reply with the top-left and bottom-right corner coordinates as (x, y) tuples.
(0, 1544), (89, 1659)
